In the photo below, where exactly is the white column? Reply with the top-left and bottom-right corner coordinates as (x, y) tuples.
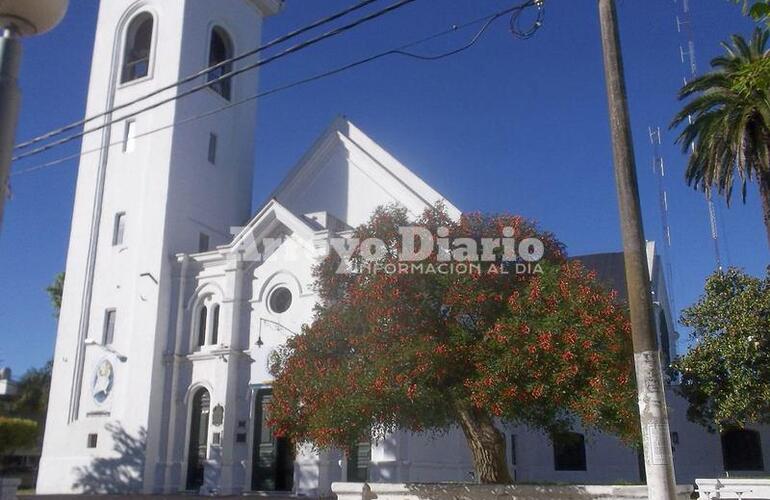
(162, 255), (191, 492)
(218, 252), (248, 493)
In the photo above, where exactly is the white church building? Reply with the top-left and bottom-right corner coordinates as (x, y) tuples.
(38, 0), (770, 495)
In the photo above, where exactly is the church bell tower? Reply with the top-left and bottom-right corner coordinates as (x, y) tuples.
(38, 0), (281, 494)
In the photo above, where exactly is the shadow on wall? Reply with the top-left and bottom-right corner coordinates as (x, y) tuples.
(73, 423), (146, 494)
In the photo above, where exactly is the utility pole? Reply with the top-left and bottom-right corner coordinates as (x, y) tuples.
(597, 1), (678, 499)
(0, 26), (21, 234)
(0, 0), (69, 235)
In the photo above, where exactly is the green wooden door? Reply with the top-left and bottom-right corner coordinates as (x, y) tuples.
(252, 389), (294, 491)
(186, 388), (210, 490)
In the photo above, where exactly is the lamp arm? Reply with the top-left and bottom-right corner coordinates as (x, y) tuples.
(255, 317), (299, 348)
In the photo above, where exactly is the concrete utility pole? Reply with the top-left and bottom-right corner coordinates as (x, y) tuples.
(597, 1), (678, 499)
(0, 0), (69, 235)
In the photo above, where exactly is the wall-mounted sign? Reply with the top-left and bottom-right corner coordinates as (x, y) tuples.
(212, 404), (224, 426)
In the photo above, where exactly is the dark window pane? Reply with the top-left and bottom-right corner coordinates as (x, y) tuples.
(347, 441), (371, 482)
(121, 14), (153, 83)
(197, 307), (207, 347)
(207, 28), (233, 100)
(113, 213), (126, 246)
(199, 233), (210, 253)
(103, 309), (117, 345)
(210, 305), (220, 345)
(722, 429), (764, 471)
(269, 287), (292, 314)
(208, 133), (217, 164)
(553, 432), (586, 471)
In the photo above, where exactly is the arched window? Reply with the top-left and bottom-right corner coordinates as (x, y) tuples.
(722, 429), (764, 471)
(197, 306), (208, 348)
(207, 27), (233, 100)
(553, 432), (587, 471)
(121, 13), (154, 83)
(210, 305), (220, 345)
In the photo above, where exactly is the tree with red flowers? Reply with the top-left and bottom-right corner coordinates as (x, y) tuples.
(268, 204), (638, 483)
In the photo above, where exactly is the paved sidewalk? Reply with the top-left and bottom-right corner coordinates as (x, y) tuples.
(21, 494), (317, 500)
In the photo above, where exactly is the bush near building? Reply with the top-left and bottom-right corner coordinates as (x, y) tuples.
(0, 417), (37, 455)
(672, 268), (770, 430)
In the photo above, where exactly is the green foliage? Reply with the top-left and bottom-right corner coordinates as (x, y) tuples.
(733, 0), (770, 23)
(269, 205), (638, 460)
(671, 29), (770, 205)
(671, 268), (770, 430)
(0, 417), (38, 455)
(7, 361), (52, 421)
(671, 29), (770, 243)
(46, 272), (65, 319)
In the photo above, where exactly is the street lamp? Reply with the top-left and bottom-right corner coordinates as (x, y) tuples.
(0, 0), (68, 234)
(255, 317), (299, 348)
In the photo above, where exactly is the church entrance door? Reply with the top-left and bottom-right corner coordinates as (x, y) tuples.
(252, 388), (294, 491)
(186, 388), (211, 491)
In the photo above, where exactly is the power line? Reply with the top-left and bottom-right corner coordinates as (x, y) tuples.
(11, 0), (419, 163)
(509, 0), (544, 39)
(11, 1), (543, 178)
(12, 0), (383, 152)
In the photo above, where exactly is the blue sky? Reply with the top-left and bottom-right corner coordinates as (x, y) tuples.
(0, 0), (764, 376)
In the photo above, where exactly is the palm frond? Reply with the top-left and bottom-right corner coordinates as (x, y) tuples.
(732, 33), (753, 59)
(672, 29), (770, 208)
(751, 28), (769, 55)
(678, 73), (732, 98)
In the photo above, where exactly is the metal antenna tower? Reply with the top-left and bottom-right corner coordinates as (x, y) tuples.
(648, 126), (677, 303)
(674, 0), (724, 270)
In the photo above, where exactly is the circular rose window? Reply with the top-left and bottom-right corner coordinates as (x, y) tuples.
(269, 286), (292, 314)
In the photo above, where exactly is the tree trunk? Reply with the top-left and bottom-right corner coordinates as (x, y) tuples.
(454, 403), (513, 484)
(761, 173), (770, 251)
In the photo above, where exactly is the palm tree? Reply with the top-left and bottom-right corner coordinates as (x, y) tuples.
(671, 28), (770, 248)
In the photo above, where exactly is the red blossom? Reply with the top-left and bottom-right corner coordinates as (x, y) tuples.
(268, 204), (639, 453)
(537, 332), (554, 351)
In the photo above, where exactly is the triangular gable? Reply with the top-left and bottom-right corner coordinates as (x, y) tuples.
(224, 199), (318, 257)
(270, 117), (461, 228)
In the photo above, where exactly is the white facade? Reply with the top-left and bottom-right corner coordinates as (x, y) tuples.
(38, 0), (280, 494)
(39, 1), (770, 496)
